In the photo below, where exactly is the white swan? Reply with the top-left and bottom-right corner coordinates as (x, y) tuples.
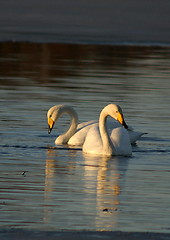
(82, 104), (132, 156)
(47, 104), (145, 146)
(47, 105), (97, 145)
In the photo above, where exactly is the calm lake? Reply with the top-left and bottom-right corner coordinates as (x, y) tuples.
(0, 42), (170, 233)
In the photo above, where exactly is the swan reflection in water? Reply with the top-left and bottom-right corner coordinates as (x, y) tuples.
(43, 148), (56, 224)
(82, 153), (129, 230)
(44, 148), (129, 230)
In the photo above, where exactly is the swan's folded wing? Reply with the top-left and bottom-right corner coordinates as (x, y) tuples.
(110, 127), (132, 156)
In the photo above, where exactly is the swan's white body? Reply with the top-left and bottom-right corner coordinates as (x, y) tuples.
(82, 104), (132, 156)
(47, 104), (145, 146)
(106, 120), (145, 145)
(70, 119), (144, 145)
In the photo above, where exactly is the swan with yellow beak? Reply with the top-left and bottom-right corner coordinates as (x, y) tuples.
(47, 104), (145, 146)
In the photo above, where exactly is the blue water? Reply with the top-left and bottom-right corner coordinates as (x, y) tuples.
(0, 43), (170, 232)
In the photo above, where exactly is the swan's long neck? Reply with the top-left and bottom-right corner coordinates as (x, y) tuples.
(99, 111), (114, 155)
(55, 107), (78, 144)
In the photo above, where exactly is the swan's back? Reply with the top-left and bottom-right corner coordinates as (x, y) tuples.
(68, 120), (97, 146)
(107, 119), (145, 144)
(127, 130), (146, 145)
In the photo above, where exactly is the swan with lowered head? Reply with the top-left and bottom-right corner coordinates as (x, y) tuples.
(47, 105), (97, 145)
(47, 104), (145, 146)
(82, 104), (132, 156)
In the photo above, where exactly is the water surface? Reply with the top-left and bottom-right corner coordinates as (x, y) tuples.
(0, 42), (170, 232)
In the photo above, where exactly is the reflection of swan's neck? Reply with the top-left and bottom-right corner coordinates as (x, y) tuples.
(99, 110), (114, 155)
(55, 107), (78, 144)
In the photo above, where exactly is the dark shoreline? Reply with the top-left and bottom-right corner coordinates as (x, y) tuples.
(1, 229), (170, 240)
(1, 39), (170, 47)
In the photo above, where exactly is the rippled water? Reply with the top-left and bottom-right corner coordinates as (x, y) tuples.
(0, 42), (170, 232)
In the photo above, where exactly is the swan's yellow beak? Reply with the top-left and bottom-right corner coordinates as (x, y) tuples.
(48, 117), (55, 134)
(117, 112), (128, 129)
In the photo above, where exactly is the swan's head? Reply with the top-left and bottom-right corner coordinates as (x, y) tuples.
(47, 104), (78, 134)
(103, 104), (128, 129)
(47, 105), (64, 134)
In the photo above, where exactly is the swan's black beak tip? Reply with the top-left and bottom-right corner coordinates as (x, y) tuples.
(48, 127), (52, 134)
(123, 121), (128, 129)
